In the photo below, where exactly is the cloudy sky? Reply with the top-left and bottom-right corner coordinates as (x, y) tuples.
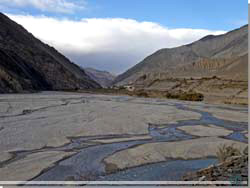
(0, 0), (247, 74)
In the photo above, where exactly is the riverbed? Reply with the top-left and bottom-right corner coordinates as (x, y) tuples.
(0, 91), (248, 183)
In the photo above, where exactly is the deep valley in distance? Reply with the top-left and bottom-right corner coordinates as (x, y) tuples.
(0, 12), (248, 185)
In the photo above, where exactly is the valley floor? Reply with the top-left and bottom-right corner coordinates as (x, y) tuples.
(0, 91), (248, 184)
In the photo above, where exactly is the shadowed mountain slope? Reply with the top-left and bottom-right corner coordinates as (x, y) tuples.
(0, 13), (101, 93)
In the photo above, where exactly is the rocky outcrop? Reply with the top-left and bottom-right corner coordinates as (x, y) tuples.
(84, 67), (116, 88)
(183, 150), (248, 184)
(0, 13), (101, 93)
(114, 25), (248, 85)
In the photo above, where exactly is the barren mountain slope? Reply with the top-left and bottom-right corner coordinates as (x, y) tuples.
(0, 13), (101, 93)
(114, 25), (248, 85)
(84, 67), (116, 88)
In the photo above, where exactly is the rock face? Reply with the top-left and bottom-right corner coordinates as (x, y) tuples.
(0, 13), (101, 93)
(84, 67), (116, 88)
(114, 25), (248, 85)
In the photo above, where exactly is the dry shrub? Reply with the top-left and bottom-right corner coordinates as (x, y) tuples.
(136, 90), (149, 97)
(216, 144), (241, 163)
(165, 92), (204, 101)
(179, 92), (204, 101)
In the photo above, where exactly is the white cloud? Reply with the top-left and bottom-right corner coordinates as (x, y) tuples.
(0, 0), (85, 14)
(7, 14), (226, 74)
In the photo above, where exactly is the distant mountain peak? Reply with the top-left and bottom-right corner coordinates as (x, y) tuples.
(84, 67), (116, 88)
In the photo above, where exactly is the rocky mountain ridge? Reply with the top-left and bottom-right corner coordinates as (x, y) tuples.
(114, 25), (248, 85)
(84, 67), (116, 88)
(0, 13), (101, 93)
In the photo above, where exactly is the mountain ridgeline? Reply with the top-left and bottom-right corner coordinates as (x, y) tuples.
(114, 25), (248, 85)
(0, 13), (101, 93)
(84, 67), (116, 88)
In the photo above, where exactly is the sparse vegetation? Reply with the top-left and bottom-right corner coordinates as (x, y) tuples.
(78, 88), (205, 101)
(133, 89), (204, 101)
(141, 74), (147, 80)
(180, 92), (204, 101)
(184, 145), (248, 182)
(165, 91), (204, 101)
(216, 144), (241, 163)
(224, 101), (248, 105)
(78, 88), (130, 95)
(135, 90), (149, 97)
